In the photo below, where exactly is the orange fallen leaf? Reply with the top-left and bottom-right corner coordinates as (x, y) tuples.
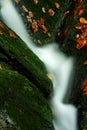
(32, 20), (38, 33)
(81, 78), (87, 89)
(80, 17), (87, 24)
(41, 25), (48, 33)
(75, 22), (84, 29)
(55, 2), (60, 9)
(28, 11), (34, 18)
(38, 18), (44, 27)
(64, 10), (70, 17)
(81, 78), (87, 95)
(48, 9), (55, 16)
(22, 5), (28, 13)
(76, 38), (87, 49)
(83, 87), (87, 95)
(33, 0), (38, 4)
(8, 30), (16, 38)
(15, 0), (20, 4)
(38, 18), (48, 33)
(0, 30), (3, 35)
(63, 29), (69, 37)
(83, 61), (87, 65)
(78, 9), (84, 15)
(0, 21), (5, 29)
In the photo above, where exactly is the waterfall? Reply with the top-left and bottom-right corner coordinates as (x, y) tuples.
(0, 0), (78, 130)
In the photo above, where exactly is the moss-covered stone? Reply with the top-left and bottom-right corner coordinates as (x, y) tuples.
(0, 24), (52, 98)
(15, 0), (71, 45)
(0, 69), (53, 130)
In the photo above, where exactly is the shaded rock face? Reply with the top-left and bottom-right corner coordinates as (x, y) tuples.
(0, 110), (16, 130)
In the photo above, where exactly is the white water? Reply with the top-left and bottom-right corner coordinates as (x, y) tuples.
(0, 0), (78, 130)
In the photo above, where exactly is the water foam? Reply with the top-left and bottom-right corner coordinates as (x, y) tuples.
(0, 1), (78, 130)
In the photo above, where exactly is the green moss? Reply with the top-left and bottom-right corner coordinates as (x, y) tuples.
(0, 69), (53, 130)
(0, 31), (52, 97)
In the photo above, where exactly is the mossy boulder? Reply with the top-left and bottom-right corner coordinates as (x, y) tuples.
(0, 69), (53, 130)
(0, 22), (52, 98)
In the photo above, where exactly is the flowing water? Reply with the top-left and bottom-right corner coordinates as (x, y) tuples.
(0, 0), (78, 130)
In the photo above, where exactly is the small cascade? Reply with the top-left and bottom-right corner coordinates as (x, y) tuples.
(0, 1), (78, 130)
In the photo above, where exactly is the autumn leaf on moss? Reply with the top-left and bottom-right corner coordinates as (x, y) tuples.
(8, 30), (16, 38)
(81, 78), (87, 95)
(73, 0), (83, 15)
(0, 21), (5, 29)
(15, 0), (20, 4)
(75, 18), (87, 49)
(83, 61), (87, 65)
